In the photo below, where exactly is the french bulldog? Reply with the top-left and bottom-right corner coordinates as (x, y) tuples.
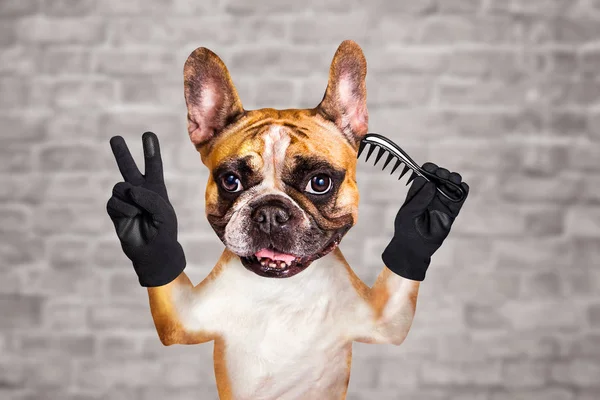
(106, 40), (468, 400)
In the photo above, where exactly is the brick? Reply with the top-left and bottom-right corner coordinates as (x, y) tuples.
(583, 176), (600, 203)
(419, 361), (503, 385)
(26, 269), (105, 298)
(289, 14), (373, 46)
(95, 0), (176, 14)
(0, 205), (30, 233)
(502, 301), (583, 330)
(111, 17), (237, 46)
(230, 48), (330, 78)
(511, 0), (574, 15)
(520, 271), (563, 299)
(231, 18), (290, 44)
(140, 387), (217, 400)
(549, 110), (588, 136)
(439, 0), (481, 13)
(47, 238), (92, 270)
(161, 359), (216, 386)
(89, 303), (154, 330)
(438, 79), (531, 106)
(473, 333), (559, 360)
(436, 334), (489, 362)
(420, 15), (514, 44)
(572, 238), (600, 268)
(0, 46), (38, 76)
(548, 49), (579, 77)
(41, 0), (96, 16)
(551, 360), (600, 387)
(19, 334), (94, 358)
(369, 77), (432, 107)
(377, 359), (419, 388)
(108, 273), (148, 303)
(576, 390), (600, 400)
(120, 79), (183, 108)
(541, 79), (600, 106)
(17, 17), (106, 44)
(565, 207), (600, 237)
(454, 200), (527, 236)
(0, 0), (39, 17)
(40, 145), (100, 172)
(565, 270), (600, 298)
(551, 18), (600, 44)
(94, 50), (179, 76)
(43, 112), (99, 140)
(98, 334), (141, 360)
(34, 204), (112, 235)
(464, 304), (510, 330)
(502, 361), (549, 388)
(23, 358), (72, 389)
(252, 79), (297, 109)
(0, 113), (47, 143)
(504, 143), (569, 176)
(43, 301), (87, 331)
(225, 0), (363, 14)
(0, 78), (30, 109)
(92, 239), (127, 268)
(44, 175), (106, 203)
(0, 21), (17, 47)
(0, 145), (33, 172)
(51, 80), (115, 109)
(0, 359), (26, 388)
(589, 304), (600, 327)
(568, 143), (600, 171)
(76, 360), (162, 390)
(587, 112), (600, 140)
(569, 334), (600, 358)
(447, 49), (522, 79)
(0, 294), (43, 329)
(41, 49), (91, 75)
(363, 15), (422, 45)
(501, 173), (581, 204)
(490, 388), (574, 400)
(0, 233), (43, 266)
(368, 48), (449, 75)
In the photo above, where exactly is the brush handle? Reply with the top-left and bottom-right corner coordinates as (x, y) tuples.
(362, 133), (466, 203)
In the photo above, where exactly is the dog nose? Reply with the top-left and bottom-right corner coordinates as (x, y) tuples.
(252, 203), (291, 234)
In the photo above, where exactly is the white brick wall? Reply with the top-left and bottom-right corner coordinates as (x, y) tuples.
(1, 1), (599, 399)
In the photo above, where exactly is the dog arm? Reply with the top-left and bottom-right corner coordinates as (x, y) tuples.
(359, 266), (420, 346)
(147, 270), (222, 346)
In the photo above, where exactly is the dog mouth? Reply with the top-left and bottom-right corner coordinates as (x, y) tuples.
(240, 233), (343, 278)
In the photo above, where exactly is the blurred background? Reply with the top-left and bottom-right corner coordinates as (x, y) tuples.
(1, 0), (600, 399)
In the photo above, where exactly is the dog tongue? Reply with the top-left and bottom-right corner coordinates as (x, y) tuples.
(255, 248), (296, 263)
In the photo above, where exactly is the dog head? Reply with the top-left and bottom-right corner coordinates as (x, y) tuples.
(183, 40), (368, 278)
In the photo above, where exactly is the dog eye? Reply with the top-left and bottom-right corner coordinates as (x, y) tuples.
(220, 174), (243, 193)
(305, 174), (332, 194)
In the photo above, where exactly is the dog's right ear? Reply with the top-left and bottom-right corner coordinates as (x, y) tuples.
(183, 47), (244, 149)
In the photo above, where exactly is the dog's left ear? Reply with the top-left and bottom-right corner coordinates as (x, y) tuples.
(183, 47), (244, 150)
(317, 40), (368, 147)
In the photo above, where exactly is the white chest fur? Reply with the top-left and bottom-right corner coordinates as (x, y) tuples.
(177, 253), (373, 400)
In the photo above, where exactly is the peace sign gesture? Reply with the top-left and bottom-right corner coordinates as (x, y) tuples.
(110, 131), (168, 200)
(106, 132), (186, 287)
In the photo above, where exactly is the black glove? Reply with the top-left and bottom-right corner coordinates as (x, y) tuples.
(382, 162), (469, 281)
(106, 132), (186, 287)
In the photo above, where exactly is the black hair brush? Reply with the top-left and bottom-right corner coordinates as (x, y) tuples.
(358, 133), (466, 203)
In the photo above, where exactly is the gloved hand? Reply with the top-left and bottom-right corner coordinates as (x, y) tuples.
(106, 132), (186, 287)
(382, 162), (469, 281)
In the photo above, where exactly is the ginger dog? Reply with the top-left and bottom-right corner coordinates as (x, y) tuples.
(111, 41), (424, 400)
